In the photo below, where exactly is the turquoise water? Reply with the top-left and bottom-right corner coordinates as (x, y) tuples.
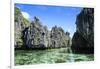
(15, 48), (94, 65)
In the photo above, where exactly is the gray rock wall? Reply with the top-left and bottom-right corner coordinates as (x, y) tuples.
(14, 7), (29, 48)
(71, 8), (94, 53)
(14, 7), (72, 49)
(22, 17), (71, 49)
(23, 17), (49, 49)
(50, 26), (71, 48)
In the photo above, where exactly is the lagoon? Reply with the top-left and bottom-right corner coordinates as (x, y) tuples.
(15, 48), (94, 65)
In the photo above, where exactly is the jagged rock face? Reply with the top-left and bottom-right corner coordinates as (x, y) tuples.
(14, 7), (71, 49)
(50, 26), (71, 48)
(14, 7), (29, 48)
(23, 17), (49, 49)
(23, 17), (71, 49)
(71, 8), (94, 53)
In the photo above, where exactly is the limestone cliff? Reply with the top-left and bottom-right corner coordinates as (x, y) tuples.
(22, 17), (71, 49)
(71, 8), (94, 53)
(22, 17), (49, 49)
(14, 7), (71, 49)
(14, 7), (29, 48)
(50, 26), (71, 48)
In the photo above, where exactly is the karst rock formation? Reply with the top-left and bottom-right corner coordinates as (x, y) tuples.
(14, 7), (71, 49)
(71, 8), (94, 54)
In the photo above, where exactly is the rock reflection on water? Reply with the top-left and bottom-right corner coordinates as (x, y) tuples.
(15, 48), (94, 65)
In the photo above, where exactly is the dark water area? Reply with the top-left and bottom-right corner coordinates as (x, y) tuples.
(15, 48), (94, 65)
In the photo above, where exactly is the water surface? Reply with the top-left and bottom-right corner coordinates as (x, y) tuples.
(15, 48), (94, 65)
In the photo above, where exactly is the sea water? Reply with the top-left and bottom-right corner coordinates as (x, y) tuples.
(15, 48), (94, 65)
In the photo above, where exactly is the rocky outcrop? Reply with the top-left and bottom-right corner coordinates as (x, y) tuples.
(22, 17), (49, 49)
(49, 26), (71, 48)
(14, 7), (29, 48)
(71, 8), (94, 54)
(22, 17), (71, 49)
(14, 7), (71, 49)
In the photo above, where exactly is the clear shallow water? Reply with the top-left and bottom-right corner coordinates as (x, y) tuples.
(15, 48), (94, 65)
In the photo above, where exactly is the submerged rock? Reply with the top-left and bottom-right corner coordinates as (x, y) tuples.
(71, 8), (94, 54)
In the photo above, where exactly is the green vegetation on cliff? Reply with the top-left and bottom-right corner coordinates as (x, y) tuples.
(14, 7), (71, 49)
